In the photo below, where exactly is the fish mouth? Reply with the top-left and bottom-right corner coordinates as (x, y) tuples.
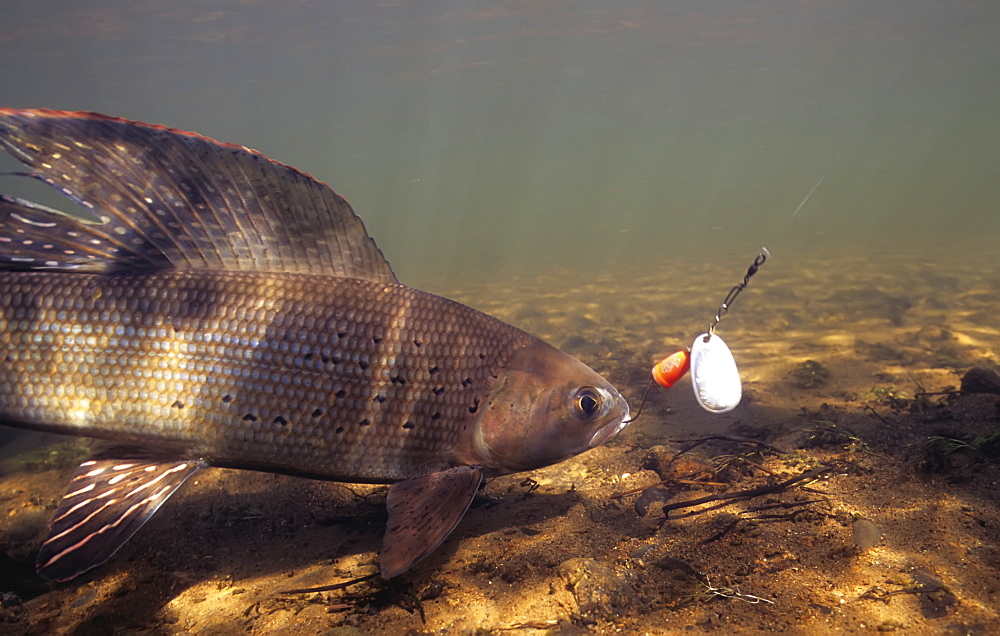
(587, 398), (630, 449)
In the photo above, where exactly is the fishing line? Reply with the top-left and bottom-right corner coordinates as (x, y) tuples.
(778, 0), (955, 234)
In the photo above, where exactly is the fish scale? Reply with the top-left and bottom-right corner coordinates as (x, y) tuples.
(0, 269), (528, 482)
(0, 108), (629, 581)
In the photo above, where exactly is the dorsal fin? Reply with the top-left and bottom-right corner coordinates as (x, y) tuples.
(0, 108), (397, 282)
(0, 193), (167, 271)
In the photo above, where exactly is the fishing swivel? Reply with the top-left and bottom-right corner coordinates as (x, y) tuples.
(706, 247), (769, 339)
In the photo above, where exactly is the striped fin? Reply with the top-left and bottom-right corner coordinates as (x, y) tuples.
(0, 193), (165, 271)
(0, 108), (397, 282)
(380, 465), (482, 579)
(36, 457), (205, 582)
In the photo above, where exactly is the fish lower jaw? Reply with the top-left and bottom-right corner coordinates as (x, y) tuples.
(587, 412), (630, 449)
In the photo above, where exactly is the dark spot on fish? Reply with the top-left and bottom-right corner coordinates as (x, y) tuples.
(321, 353), (330, 364)
(372, 335), (382, 344)
(337, 330), (346, 339)
(335, 389), (347, 399)
(432, 411), (441, 420)
(171, 400), (184, 409)
(462, 377), (473, 387)
(469, 398), (480, 414)
(359, 360), (369, 370)
(303, 352), (314, 361)
(222, 394), (233, 403)
(311, 408), (323, 418)
(273, 416), (288, 426)
(402, 421), (415, 430)
(335, 426), (344, 434)
(413, 339), (423, 347)
(243, 413), (258, 422)
(479, 353), (486, 360)
(373, 394), (386, 403)
(428, 365), (439, 375)
(391, 374), (406, 385)
(359, 418), (371, 427)
(432, 386), (445, 396)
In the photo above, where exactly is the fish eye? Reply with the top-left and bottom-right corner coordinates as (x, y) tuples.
(573, 387), (603, 420)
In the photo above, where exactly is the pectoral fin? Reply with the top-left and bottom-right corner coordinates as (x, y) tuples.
(380, 465), (483, 579)
(37, 457), (205, 582)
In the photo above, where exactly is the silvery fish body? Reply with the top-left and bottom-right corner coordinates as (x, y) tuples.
(0, 109), (629, 582)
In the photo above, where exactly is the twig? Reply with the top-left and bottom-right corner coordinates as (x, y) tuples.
(702, 517), (742, 543)
(661, 465), (834, 518)
(863, 405), (890, 425)
(668, 435), (788, 455)
(754, 511), (813, 521)
(704, 500), (827, 540)
(739, 458), (780, 478)
(610, 476), (725, 500)
(745, 499), (825, 513)
(610, 435), (787, 501)
(677, 479), (729, 487)
(697, 575), (775, 605)
(281, 572), (378, 595)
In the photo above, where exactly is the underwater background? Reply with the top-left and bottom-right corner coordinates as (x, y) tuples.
(3, 0), (998, 283)
(1, 1), (999, 633)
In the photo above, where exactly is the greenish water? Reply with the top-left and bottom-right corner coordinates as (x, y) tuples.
(2, 0), (998, 289)
(2, 5), (1000, 631)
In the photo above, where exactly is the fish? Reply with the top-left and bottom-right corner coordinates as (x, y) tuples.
(0, 108), (630, 582)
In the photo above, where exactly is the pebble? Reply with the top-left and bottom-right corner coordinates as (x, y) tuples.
(558, 558), (638, 622)
(634, 486), (672, 517)
(852, 518), (883, 551)
(789, 360), (830, 389)
(960, 367), (1000, 395)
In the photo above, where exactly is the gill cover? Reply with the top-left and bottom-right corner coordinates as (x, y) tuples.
(472, 339), (629, 474)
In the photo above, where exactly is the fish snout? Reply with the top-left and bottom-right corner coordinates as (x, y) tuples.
(587, 389), (630, 449)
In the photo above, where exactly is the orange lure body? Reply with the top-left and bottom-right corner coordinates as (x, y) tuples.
(651, 350), (691, 388)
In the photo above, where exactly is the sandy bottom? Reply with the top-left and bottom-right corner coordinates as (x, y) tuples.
(1, 245), (999, 634)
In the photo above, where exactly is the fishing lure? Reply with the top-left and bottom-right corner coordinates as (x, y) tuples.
(651, 349), (690, 389)
(648, 248), (768, 414)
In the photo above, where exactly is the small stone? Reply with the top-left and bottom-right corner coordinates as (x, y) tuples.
(324, 627), (366, 636)
(852, 518), (883, 551)
(634, 486), (671, 517)
(1, 591), (22, 608)
(789, 360), (830, 389)
(641, 446), (710, 481)
(877, 619), (905, 631)
(558, 558), (638, 622)
(960, 368), (1000, 396)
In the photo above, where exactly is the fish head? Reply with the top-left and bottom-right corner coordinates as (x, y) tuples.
(469, 339), (630, 474)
